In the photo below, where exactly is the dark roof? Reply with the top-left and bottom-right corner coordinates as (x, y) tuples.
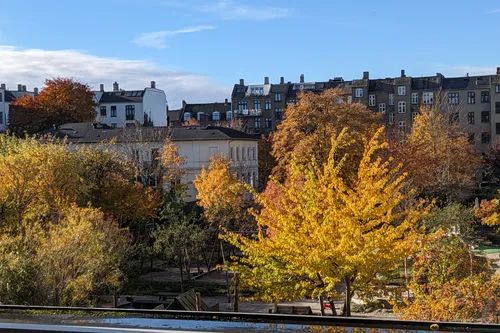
(183, 102), (231, 113)
(442, 76), (491, 90)
(369, 80), (394, 93)
(98, 90), (145, 103)
(4, 91), (17, 102)
(411, 77), (442, 90)
(48, 123), (257, 144)
(167, 110), (182, 122)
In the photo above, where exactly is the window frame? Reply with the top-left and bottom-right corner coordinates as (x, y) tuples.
(397, 101), (406, 113)
(397, 85), (406, 96)
(125, 105), (135, 121)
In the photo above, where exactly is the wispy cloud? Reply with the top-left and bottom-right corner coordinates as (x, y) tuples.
(0, 45), (229, 109)
(487, 8), (500, 14)
(133, 25), (215, 49)
(199, 0), (291, 20)
(436, 64), (497, 76)
(163, 0), (292, 21)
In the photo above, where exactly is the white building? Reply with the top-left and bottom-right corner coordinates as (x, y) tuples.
(52, 123), (259, 201)
(0, 83), (37, 132)
(94, 81), (168, 128)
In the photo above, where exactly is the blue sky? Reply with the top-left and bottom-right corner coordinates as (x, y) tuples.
(1, 0), (500, 108)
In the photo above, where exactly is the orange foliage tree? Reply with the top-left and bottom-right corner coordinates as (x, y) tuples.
(9, 78), (96, 135)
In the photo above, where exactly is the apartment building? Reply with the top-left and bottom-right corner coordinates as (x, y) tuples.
(168, 99), (232, 127)
(232, 68), (500, 150)
(51, 123), (258, 201)
(0, 83), (38, 132)
(94, 81), (168, 128)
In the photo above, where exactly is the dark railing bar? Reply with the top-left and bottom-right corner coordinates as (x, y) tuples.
(0, 305), (498, 332)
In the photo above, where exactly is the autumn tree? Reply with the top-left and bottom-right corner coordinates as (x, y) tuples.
(475, 194), (500, 230)
(394, 233), (499, 323)
(224, 128), (423, 316)
(271, 88), (381, 182)
(195, 156), (253, 231)
(422, 203), (478, 242)
(9, 78), (96, 135)
(257, 134), (275, 190)
(395, 104), (481, 201)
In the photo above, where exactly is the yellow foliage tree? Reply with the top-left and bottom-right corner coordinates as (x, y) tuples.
(224, 128), (423, 316)
(475, 195), (500, 230)
(195, 156), (252, 231)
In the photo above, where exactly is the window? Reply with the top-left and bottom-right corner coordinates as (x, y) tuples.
(354, 88), (363, 98)
(398, 101), (406, 113)
(0, 92), (3, 102)
(496, 102), (500, 114)
(230, 147), (234, 160)
(397, 85), (406, 96)
(497, 123), (500, 135)
(111, 123), (117, 128)
(448, 92), (459, 105)
(481, 91), (490, 103)
(275, 108), (283, 120)
(481, 132), (490, 144)
(132, 149), (140, 162)
(368, 94), (376, 106)
(449, 112), (459, 123)
(0, 112), (3, 124)
(411, 92), (418, 105)
(422, 92), (433, 104)
(398, 120), (406, 134)
(236, 147), (240, 161)
(496, 85), (500, 93)
(254, 117), (261, 129)
(412, 111), (418, 122)
(389, 113), (395, 125)
(212, 111), (220, 121)
(378, 103), (386, 114)
(250, 87), (264, 95)
(274, 93), (282, 102)
(253, 100), (261, 110)
(238, 101), (247, 111)
(347, 95), (352, 104)
(125, 105), (135, 120)
(227, 111), (233, 120)
(252, 147), (256, 160)
(481, 111), (490, 123)
(183, 112), (191, 121)
(197, 112), (205, 121)
(467, 91), (475, 104)
(242, 147), (246, 160)
(265, 100), (272, 110)
(100, 106), (107, 117)
(111, 106), (117, 117)
(265, 118), (272, 128)
(389, 93), (395, 105)
(467, 112), (475, 125)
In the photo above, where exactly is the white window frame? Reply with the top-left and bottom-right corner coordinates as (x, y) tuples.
(398, 101), (406, 113)
(412, 111), (418, 122)
(398, 120), (407, 134)
(389, 113), (395, 125)
(212, 111), (220, 121)
(411, 92), (418, 105)
(389, 93), (395, 105)
(183, 112), (191, 121)
(347, 95), (352, 104)
(226, 111), (233, 120)
(398, 85), (406, 96)
(378, 103), (386, 114)
(354, 88), (363, 98)
(368, 94), (376, 106)
(422, 92), (433, 105)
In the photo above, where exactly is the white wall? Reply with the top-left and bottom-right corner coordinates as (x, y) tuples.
(143, 88), (168, 126)
(96, 102), (143, 128)
(0, 88), (7, 132)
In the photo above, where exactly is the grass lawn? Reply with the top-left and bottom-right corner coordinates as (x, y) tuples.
(474, 244), (500, 254)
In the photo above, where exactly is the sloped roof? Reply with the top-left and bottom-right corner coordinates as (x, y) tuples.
(48, 123), (257, 144)
(97, 90), (145, 103)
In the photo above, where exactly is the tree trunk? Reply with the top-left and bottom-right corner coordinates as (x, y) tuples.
(319, 295), (325, 316)
(179, 263), (185, 293)
(234, 272), (239, 312)
(343, 277), (351, 317)
(328, 296), (338, 316)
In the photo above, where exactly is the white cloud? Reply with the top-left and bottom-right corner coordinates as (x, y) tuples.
(166, 0), (292, 20)
(437, 64), (498, 77)
(133, 25), (215, 49)
(487, 8), (500, 14)
(0, 45), (230, 109)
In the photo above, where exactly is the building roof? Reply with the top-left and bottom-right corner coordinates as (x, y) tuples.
(183, 102), (231, 114)
(97, 90), (146, 103)
(48, 123), (257, 144)
(442, 76), (491, 90)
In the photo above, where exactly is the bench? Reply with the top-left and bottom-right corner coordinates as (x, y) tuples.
(271, 305), (313, 315)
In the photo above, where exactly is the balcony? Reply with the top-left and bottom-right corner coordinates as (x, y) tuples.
(234, 109), (262, 117)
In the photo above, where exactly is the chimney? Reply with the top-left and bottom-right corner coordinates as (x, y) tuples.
(224, 98), (228, 104)
(0, 83), (5, 90)
(300, 74), (305, 83)
(280, 76), (284, 84)
(363, 71), (369, 80)
(34, 87), (39, 96)
(264, 76), (269, 85)
(436, 73), (443, 84)
(22, 85), (27, 92)
(17, 84), (22, 91)
(100, 83), (104, 92)
(150, 81), (156, 89)
(182, 100), (187, 108)
(113, 81), (119, 91)
(497, 67), (500, 75)
(239, 79), (244, 85)
(401, 69), (406, 77)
